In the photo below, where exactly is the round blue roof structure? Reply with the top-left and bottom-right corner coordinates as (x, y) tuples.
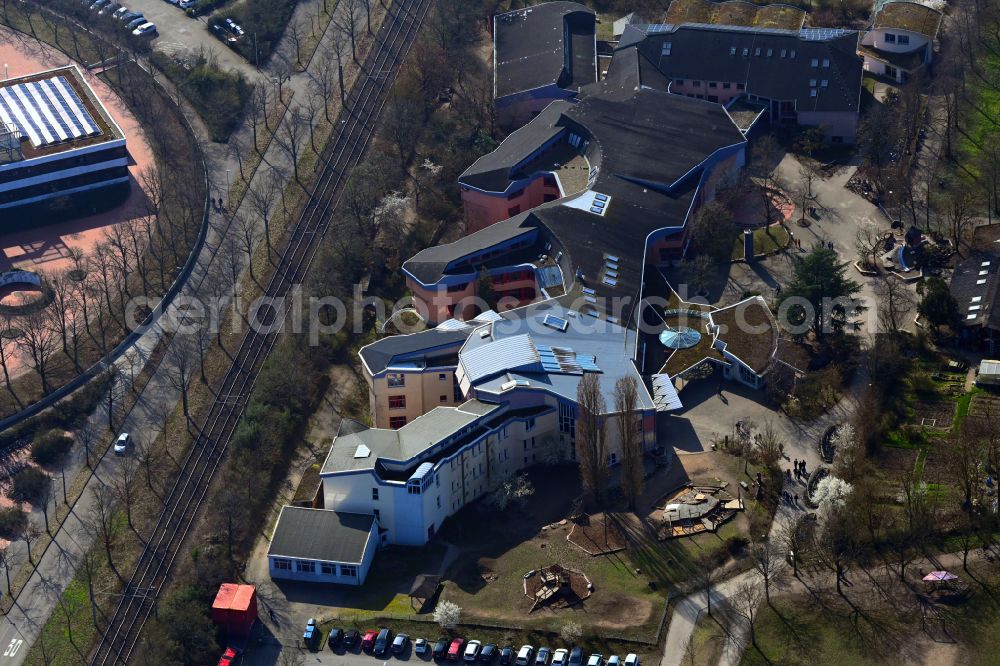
(659, 326), (701, 349)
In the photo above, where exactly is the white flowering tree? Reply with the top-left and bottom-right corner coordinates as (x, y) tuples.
(813, 475), (853, 521)
(433, 600), (462, 629)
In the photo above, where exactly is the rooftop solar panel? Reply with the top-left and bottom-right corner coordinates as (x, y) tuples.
(0, 75), (101, 148)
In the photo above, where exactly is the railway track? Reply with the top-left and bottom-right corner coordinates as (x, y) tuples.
(89, 1), (432, 662)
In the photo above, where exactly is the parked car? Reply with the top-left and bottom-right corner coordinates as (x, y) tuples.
(374, 628), (393, 655)
(303, 618), (318, 647)
(607, 657), (620, 666)
(361, 629), (379, 652)
(433, 639), (449, 660)
(415, 638), (429, 655)
(447, 638), (466, 660)
(90, 0), (111, 10)
(515, 646), (534, 666)
(132, 21), (157, 37)
(500, 646), (515, 665)
(114, 432), (131, 455)
(392, 634), (411, 654)
(464, 640), (483, 662)
(344, 629), (361, 648)
(113, 6), (129, 18)
(623, 655), (639, 666)
(535, 648), (552, 666)
(328, 628), (344, 649)
(587, 655), (603, 666)
(178, 0), (196, 7)
(99, 3), (121, 15)
(224, 17), (244, 36)
(480, 644), (498, 662)
(126, 16), (147, 29)
(568, 648), (583, 666)
(119, 11), (142, 23)
(552, 649), (569, 666)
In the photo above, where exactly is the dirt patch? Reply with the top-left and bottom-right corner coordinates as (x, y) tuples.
(567, 514), (626, 555)
(875, 447), (919, 475)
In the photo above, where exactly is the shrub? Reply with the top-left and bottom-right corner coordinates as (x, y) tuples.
(0, 507), (27, 538)
(10, 467), (50, 502)
(31, 429), (73, 466)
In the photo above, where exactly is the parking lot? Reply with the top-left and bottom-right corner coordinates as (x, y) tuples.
(246, 628), (644, 666)
(94, 0), (258, 77)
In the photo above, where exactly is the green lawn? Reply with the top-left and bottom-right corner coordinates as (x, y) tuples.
(732, 225), (791, 261)
(960, 52), (1000, 165)
(745, 566), (1000, 665)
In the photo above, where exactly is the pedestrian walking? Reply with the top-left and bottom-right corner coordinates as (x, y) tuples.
(793, 493), (799, 505)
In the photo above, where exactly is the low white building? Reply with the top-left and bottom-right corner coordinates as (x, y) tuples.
(859, 1), (942, 83)
(267, 507), (377, 585)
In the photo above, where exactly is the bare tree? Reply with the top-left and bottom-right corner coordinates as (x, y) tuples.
(166, 335), (196, 421)
(274, 105), (309, 183)
(17, 306), (59, 395)
(614, 376), (643, 510)
(234, 212), (263, 284)
(112, 453), (139, 531)
(854, 221), (884, 272)
(874, 275), (914, 336)
(727, 581), (765, 653)
(86, 483), (121, 579)
(749, 539), (784, 606)
(0, 320), (20, 406)
(576, 373), (609, 504)
(334, 0), (364, 61)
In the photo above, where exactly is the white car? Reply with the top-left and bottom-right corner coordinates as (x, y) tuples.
(113, 432), (131, 455)
(623, 656), (639, 666)
(552, 649), (569, 666)
(113, 6), (128, 18)
(464, 640), (482, 662)
(132, 21), (157, 36)
(516, 646), (534, 666)
(178, 0), (196, 7)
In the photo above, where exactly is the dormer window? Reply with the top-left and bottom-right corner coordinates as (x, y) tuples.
(821, 79), (829, 87)
(790, 50), (796, 58)
(661, 41), (672, 55)
(766, 48), (773, 57)
(730, 46), (737, 55)
(780, 49), (787, 57)
(754, 47), (761, 56)
(811, 58), (819, 67)
(822, 58), (830, 67)
(742, 47), (749, 56)
(809, 79), (816, 87)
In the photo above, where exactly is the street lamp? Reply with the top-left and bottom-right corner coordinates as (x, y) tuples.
(225, 169), (232, 210)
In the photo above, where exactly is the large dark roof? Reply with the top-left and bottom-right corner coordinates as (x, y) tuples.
(494, 2), (597, 99)
(268, 508), (374, 564)
(950, 254), (1000, 330)
(421, 85), (744, 317)
(360, 328), (473, 375)
(631, 24), (863, 114)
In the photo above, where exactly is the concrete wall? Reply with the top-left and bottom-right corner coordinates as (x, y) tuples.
(796, 110), (858, 143)
(496, 85), (574, 129)
(462, 174), (563, 233)
(370, 368), (461, 429)
(670, 79), (744, 105)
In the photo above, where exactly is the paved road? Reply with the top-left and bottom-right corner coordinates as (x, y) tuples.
(0, 0), (355, 660)
(247, 642), (441, 666)
(114, 0), (258, 77)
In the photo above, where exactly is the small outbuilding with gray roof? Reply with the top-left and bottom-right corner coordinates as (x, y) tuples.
(267, 507), (377, 585)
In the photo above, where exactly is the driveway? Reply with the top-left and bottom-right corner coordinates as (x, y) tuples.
(112, 0), (258, 77)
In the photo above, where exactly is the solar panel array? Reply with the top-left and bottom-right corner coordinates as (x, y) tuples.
(0, 76), (101, 148)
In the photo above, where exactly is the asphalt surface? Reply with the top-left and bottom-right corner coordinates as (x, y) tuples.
(111, 0), (258, 76)
(247, 642), (445, 666)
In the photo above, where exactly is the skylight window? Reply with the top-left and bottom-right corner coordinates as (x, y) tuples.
(822, 58), (830, 67)
(661, 42), (672, 56)
(970, 305), (982, 311)
(978, 279), (988, 285)
(603, 276), (618, 287)
(982, 261), (992, 267)
(811, 58), (819, 67)
(810, 90), (817, 97)
(730, 47), (737, 55)
(980, 270), (989, 276)
(821, 80), (829, 87)
(972, 296), (983, 303)
(810, 79), (817, 87)
(968, 314), (979, 320)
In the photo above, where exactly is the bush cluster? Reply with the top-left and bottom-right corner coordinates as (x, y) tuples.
(30, 430), (74, 466)
(10, 467), (50, 503)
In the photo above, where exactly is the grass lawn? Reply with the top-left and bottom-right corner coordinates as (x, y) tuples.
(744, 565), (1000, 665)
(959, 52), (1000, 165)
(686, 612), (727, 665)
(732, 225), (790, 261)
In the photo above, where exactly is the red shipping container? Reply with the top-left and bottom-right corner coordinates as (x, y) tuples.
(212, 584), (258, 640)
